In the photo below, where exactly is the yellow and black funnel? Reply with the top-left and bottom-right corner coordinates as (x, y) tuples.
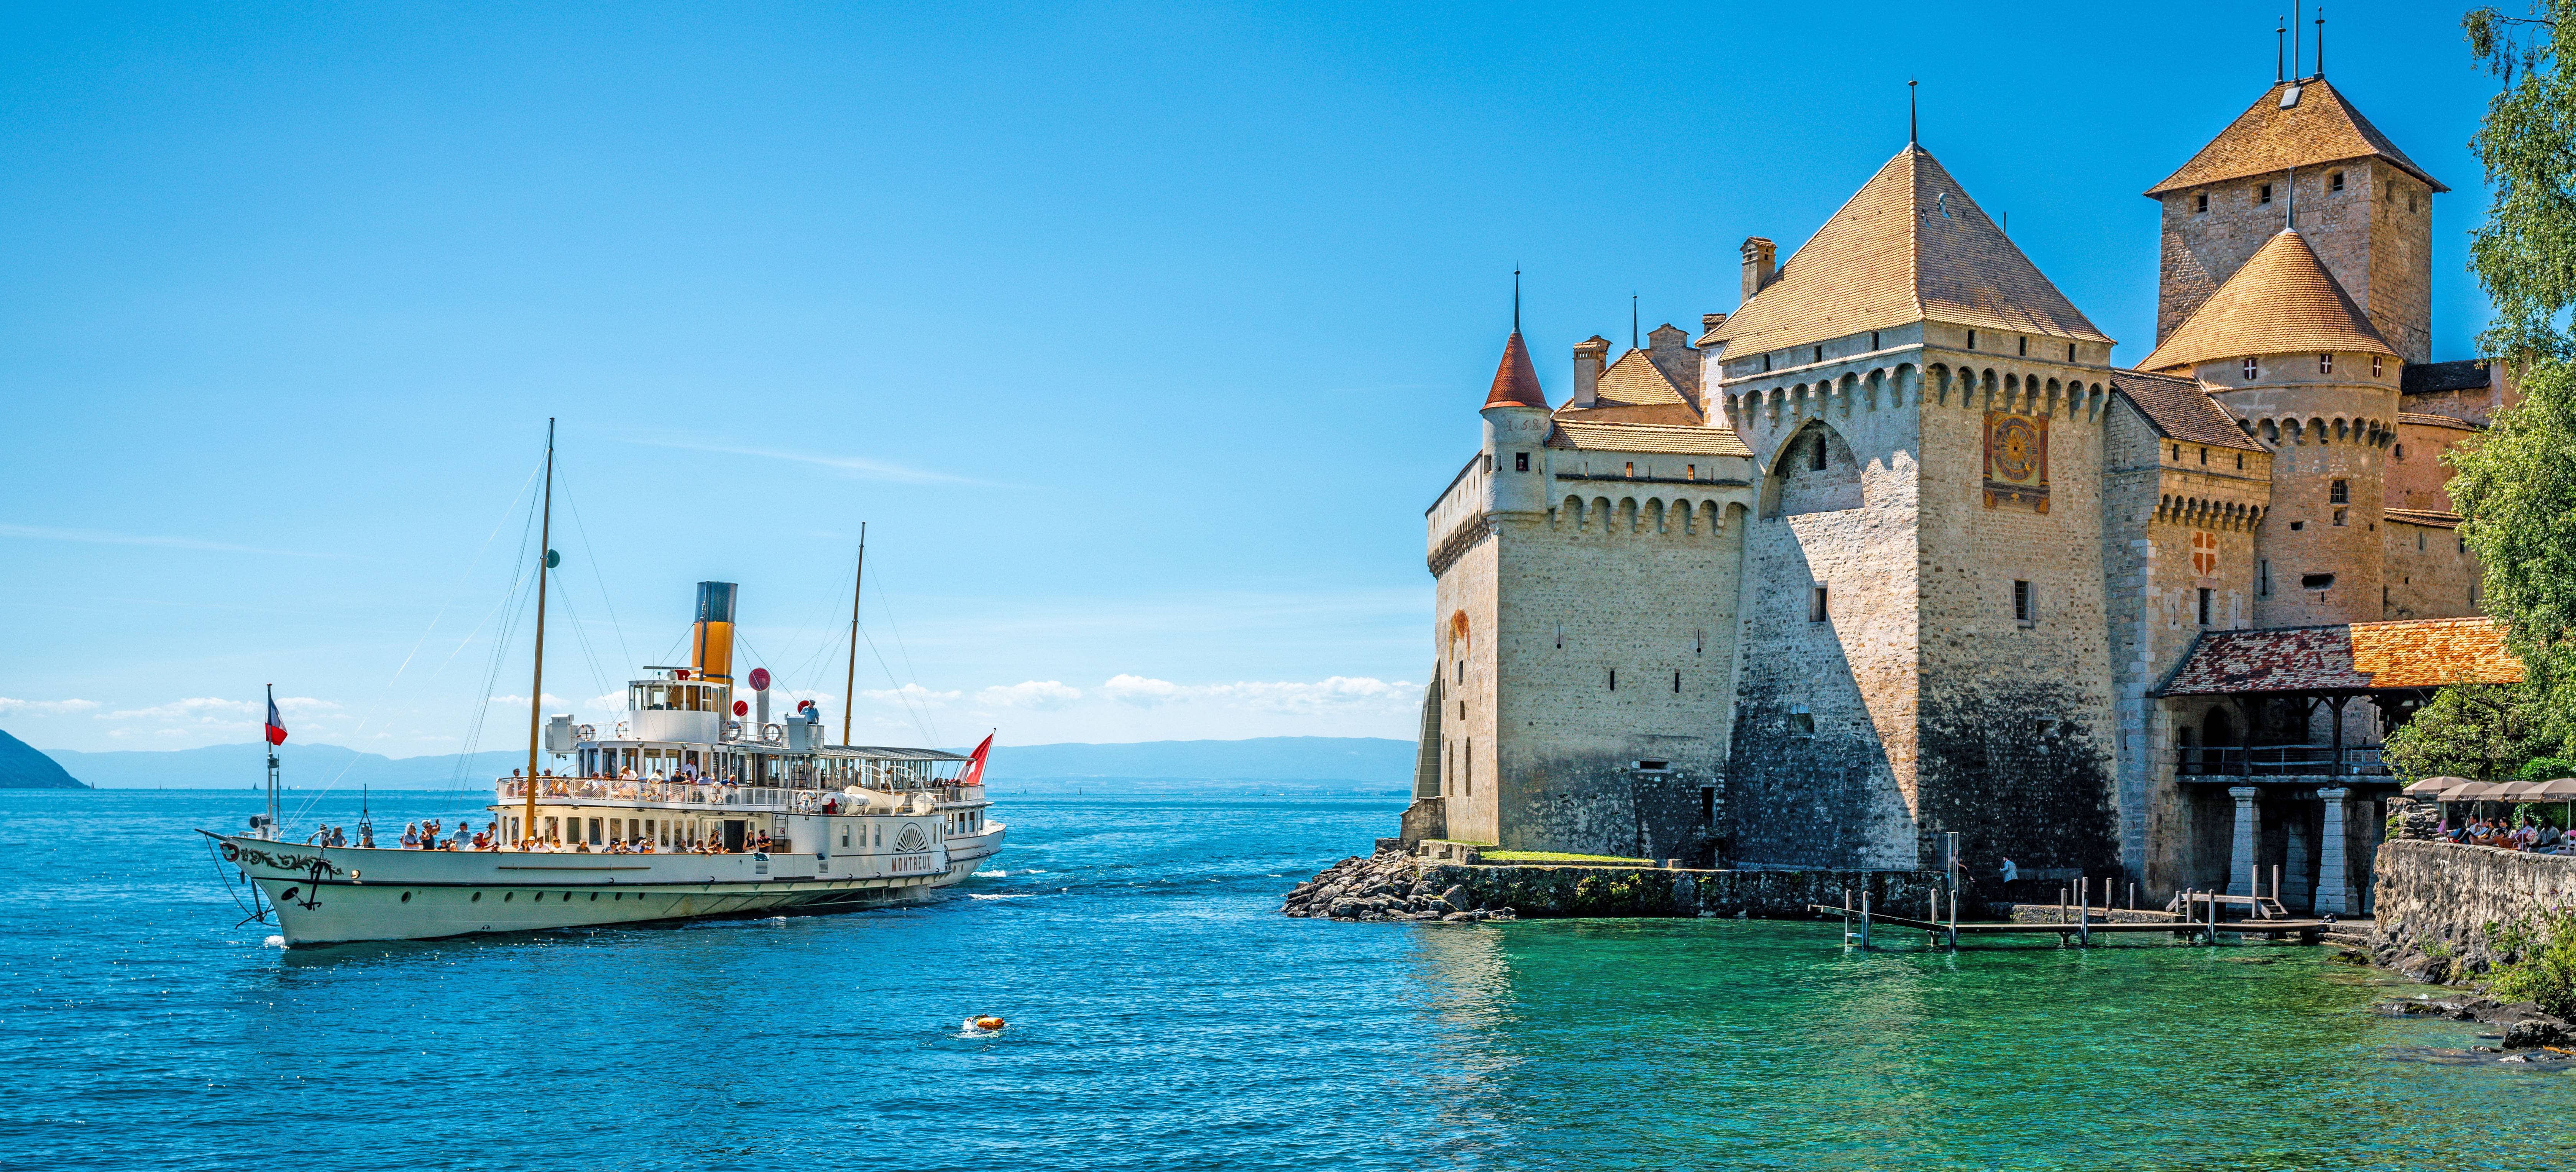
(692, 581), (737, 682)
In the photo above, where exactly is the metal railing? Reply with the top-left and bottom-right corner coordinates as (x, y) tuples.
(2177, 745), (2389, 777)
(494, 777), (985, 810)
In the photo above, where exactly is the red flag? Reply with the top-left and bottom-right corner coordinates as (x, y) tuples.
(959, 732), (992, 788)
(265, 694), (288, 746)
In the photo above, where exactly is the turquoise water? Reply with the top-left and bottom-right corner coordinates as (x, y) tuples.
(5, 790), (2566, 1170)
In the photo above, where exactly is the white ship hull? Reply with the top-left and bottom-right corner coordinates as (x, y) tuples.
(215, 821), (1005, 945)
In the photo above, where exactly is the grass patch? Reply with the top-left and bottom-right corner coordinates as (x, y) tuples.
(1480, 850), (1659, 866)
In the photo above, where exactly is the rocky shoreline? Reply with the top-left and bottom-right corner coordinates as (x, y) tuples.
(2374, 993), (2576, 1054)
(1280, 848), (1518, 923)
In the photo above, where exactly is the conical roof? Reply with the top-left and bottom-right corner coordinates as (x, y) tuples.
(1707, 147), (2111, 357)
(2146, 79), (2444, 197)
(1484, 330), (1548, 409)
(2138, 229), (2399, 372)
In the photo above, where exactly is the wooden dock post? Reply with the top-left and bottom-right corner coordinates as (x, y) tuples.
(1842, 889), (1853, 946)
(2078, 877), (2091, 947)
(1860, 889), (1871, 948)
(2128, 881), (2135, 911)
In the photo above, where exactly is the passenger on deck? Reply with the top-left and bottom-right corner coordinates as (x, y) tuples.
(401, 822), (421, 850)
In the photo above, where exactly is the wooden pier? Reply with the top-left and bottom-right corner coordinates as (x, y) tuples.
(1810, 870), (2339, 950)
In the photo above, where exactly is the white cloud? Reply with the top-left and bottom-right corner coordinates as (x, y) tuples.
(1102, 674), (1183, 706)
(0, 522), (337, 558)
(104, 697), (256, 721)
(860, 683), (961, 705)
(0, 697), (100, 715)
(977, 680), (1084, 710)
(486, 693), (570, 707)
(620, 438), (984, 486)
(1092, 675), (1415, 713)
(276, 697), (342, 713)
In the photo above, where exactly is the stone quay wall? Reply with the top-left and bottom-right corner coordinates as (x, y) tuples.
(1418, 862), (1944, 920)
(2371, 839), (2576, 982)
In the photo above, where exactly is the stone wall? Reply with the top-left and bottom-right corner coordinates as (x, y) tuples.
(2386, 418), (2476, 514)
(2383, 516), (2479, 620)
(1421, 861), (1944, 920)
(2372, 838), (2576, 980)
(2156, 162), (2433, 364)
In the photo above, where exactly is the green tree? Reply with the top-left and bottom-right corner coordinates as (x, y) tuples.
(2456, 5), (2576, 696)
(2384, 682), (2556, 780)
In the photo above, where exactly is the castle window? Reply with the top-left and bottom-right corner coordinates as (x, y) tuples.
(1810, 439), (1827, 470)
(2302, 572), (2336, 590)
(2172, 444), (2180, 462)
(1789, 705), (1815, 738)
(2068, 343), (2077, 362)
(1763, 354), (1773, 372)
(1685, 464), (1696, 480)
(2374, 355), (2384, 377)
(2319, 353), (2334, 375)
(1967, 330), (1978, 350)
(2260, 559), (2272, 596)
(1456, 659), (1465, 684)
(2386, 181), (2397, 202)
(2461, 537), (2469, 553)
(2198, 587), (2213, 626)
(2013, 580), (2034, 624)
(2260, 183), (2273, 204)
(2290, 521), (2304, 531)
(1702, 786), (1716, 827)
(2418, 530), (2426, 551)
(1672, 671), (1681, 694)
(1625, 461), (1635, 478)
(2196, 192), (2209, 213)
(2018, 336), (2029, 357)
(1810, 586), (1829, 623)
(2238, 453), (2245, 470)
(1608, 669), (1617, 691)
(2409, 193), (2418, 212)
(1514, 451), (1529, 472)
(2330, 170), (2345, 192)
(1871, 330), (1881, 349)
(2330, 479), (2349, 504)
(1814, 345), (1824, 363)
(2200, 447), (2208, 464)
(2243, 357), (2259, 379)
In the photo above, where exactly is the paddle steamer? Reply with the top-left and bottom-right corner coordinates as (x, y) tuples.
(207, 423), (1004, 945)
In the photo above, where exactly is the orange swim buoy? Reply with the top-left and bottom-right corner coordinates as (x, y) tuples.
(972, 1016), (1005, 1032)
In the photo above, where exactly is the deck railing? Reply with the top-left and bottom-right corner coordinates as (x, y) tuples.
(2177, 745), (2389, 778)
(495, 777), (984, 810)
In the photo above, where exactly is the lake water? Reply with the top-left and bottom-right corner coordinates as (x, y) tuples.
(6, 789), (2567, 1170)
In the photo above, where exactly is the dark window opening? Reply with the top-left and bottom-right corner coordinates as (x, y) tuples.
(2237, 453), (2245, 470)
(1814, 345), (1823, 363)
(2334, 509), (2348, 527)
(2302, 572), (2336, 590)
(2330, 479), (2349, 504)
(1624, 461), (1635, 477)
(1513, 451), (1529, 472)
(1810, 438), (1827, 470)
(1810, 586), (1829, 623)
(1672, 671), (1681, 694)
(2260, 559), (2271, 597)
(2013, 580), (2034, 623)
(1871, 330), (1881, 349)
(2018, 336), (2029, 357)
(1789, 706), (1815, 737)
(2197, 587), (2213, 626)
(2330, 170), (2346, 191)
(1637, 759), (1669, 771)
(2260, 183), (2273, 204)
(2289, 520), (2305, 531)
(1608, 669), (1617, 691)
(1967, 330), (1978, 350)
(1700, 786), (1716, 827)
(2068, 342), (2077, 362)
(2196, 192), (2209, 212)
(1762, 353), (1773, 372)
(2200, 447), (2208, 464)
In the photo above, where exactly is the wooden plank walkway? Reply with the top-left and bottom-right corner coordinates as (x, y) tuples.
(1803, 904), (2334, 947)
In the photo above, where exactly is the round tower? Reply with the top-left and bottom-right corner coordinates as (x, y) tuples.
(2141, 229), (2403, 627)
(1480, 330), (1553, 516)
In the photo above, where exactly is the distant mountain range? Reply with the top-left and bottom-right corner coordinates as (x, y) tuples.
(0, 728), (87, 789)
(15, 735), (1417, 791)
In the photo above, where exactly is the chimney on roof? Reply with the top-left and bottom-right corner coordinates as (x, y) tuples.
(1740, 237), (1777, 303)
(1572, 335), (1610, 407)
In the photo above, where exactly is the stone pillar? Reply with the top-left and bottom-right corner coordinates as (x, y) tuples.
(2228, 786), (2260, 897)
(2315, 787), (2351, 915)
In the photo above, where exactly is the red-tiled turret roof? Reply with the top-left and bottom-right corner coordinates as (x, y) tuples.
(1485, 330), (1549, 410)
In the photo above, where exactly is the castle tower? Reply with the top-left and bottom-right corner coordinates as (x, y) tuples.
(2141, 228), (2402, 627)
(2147, 79), (2446, 363)
(1704, 145), (2121, 876)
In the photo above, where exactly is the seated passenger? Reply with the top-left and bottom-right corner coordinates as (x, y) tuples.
(401, 822), (421, 850)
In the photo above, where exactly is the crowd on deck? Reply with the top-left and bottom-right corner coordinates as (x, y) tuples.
(303, 815), (777, 855)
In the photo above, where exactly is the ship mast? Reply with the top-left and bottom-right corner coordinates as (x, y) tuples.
(842, 522), (865, 746)
(521, 418), (555, 848)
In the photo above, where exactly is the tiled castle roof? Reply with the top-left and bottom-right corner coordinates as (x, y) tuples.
(2157, 617), (2520, 695)
(1706, 146), (2111, 357)
(1594, 348), (1690, 408)
(1548, 420), (1753, 457)
(2112, 369), (2268, 452)
(2146, 79), (2446, 197)
(1485, 330), (1548, 410)
(2138, 230), (2399, 372)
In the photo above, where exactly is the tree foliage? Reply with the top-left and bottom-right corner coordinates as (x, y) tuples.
(2384, 682), (2559, 780)
(2455, 4), (2576, 692)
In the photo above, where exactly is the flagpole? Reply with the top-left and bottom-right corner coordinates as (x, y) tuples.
(842, 523), (865, 748)
(522, 419), (555, 850)
(266, 682), (279, 839)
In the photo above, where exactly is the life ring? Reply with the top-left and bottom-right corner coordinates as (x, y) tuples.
(615, 722), (630, 738)
(970, 1016), (1005, 1032)
(764, 723), (783, 741)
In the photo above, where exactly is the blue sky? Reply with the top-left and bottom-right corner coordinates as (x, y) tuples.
(0, 0), (2501, 754)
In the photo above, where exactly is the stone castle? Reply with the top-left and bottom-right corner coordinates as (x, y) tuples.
(1404, 68), (2521, 911)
